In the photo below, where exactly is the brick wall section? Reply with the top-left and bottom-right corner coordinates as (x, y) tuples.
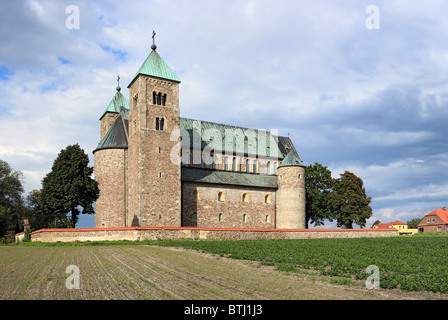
(30, 227), (398, 242)
(182, 182), (276, 228)
(94, 148), (127, 228)
(418, 215), (448, 233)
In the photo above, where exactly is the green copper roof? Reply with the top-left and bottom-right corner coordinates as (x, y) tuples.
(100, 89), (129, 120)
(278, 150), (305, 168)
(128, 50), (180, 86)
(180, 118), (284, 158)
(94, 115), (128, 152)
(182, 167), (278, 189)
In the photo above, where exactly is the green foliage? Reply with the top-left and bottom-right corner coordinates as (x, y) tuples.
(327, 171), (372, 228)
(305, 162), (333, 228)
(40, 144), (99, 228)
(407, 217), (422, 229)
(156, 236), (448, 294)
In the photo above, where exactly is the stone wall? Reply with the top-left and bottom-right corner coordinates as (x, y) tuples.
(30, 227), (398, 243)
(94, 148), (127, 228)
(182, 182), (277, 228)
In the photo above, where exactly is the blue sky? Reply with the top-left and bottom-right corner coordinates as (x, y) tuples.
(0, 0), (447, 228)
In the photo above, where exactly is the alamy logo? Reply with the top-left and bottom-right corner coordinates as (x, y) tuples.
(65, 5), (80, 30)
(65, 265), (80, 289)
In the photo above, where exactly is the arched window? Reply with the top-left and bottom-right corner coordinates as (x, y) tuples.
(155, 117), (164, 131)
(201, 155), (205, 168)
(218, 213), (223, 222)
(274, 162), (277, 175)
(160, 118), (164, 131)
(265, 215), (269, 223)
(217, 191), (225, 202)
(242, 193), (249, 203)
(243, 214), (247, 223)
(253, 160), (257, 173)
(153, 91), (157, 105)
(265, 194), (271, 204)
(224, 157), (228, 171)
(157, 92), (162, 105)
(232, 157), (236, 171)
(246, 159), (249, 172)
(267, 161), (271, 175)
(191, 189), (199, 201)
(162, 93), (167, 106)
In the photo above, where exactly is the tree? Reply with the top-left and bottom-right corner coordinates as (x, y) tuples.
(24, 189), (52, 230)
(41, 144), (99, 228)
(305, 162), (333, 228)
(407, 217), (422, 229)
(327, 171), (372, 229)
(0, 159), (24, 235)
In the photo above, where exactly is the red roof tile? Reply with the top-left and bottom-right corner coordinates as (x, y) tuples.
(424, 208), (448, 224)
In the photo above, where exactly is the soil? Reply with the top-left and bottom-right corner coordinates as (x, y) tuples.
(1, 245), (447, 300)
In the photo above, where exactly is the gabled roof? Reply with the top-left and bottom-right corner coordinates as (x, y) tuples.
(180, 117), (291, 159)
(128, 49), (180, 87)
(423, 208), (448, 224)
(100, 89), (129, 120)
(391, 220), (406, 225)
(181, 167), (278, 189)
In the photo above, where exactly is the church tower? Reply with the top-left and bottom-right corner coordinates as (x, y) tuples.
(126, 32), (182, 227)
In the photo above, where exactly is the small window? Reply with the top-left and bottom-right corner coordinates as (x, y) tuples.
(265, 194), (271, 204)
(243, 214), (247, 223)
(153, 91), (157, 104)
(185, 152), (190, 167)
(201, 155), (205, 168)
(162, 93), (167, 106)
(267, 161), (270, 175)
(224, 157), (228, 171)
(298, 174), (301, 180)
(157, 92), (162, 105)
(246, 159), (249, 172)
(209, 155), (214, 169)
(274, 162), (277, 174)
(437, 227), (441, 233)
(191, 190), (199, 201)
(253, 160), (257, 173)
(265, 215), (269, 223)
(217, 191), (225, 202)
(218, 213), (223, 222)
(242, 193), (249, 203)
(232, 157), (236, 171)
(160, 118), (164, 131)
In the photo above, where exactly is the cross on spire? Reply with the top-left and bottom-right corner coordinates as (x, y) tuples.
(116, 75), (121, 92)
(151, 30), (157, 51)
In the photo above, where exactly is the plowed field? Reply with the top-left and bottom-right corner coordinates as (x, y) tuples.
(0, 245), (443, 300)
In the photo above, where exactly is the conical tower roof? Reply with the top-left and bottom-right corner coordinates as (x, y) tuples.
(278, 150), (305, 168)
(100, 87), (129, 120)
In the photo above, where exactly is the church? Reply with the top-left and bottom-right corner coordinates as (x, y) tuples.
(93, 35), (306, 230)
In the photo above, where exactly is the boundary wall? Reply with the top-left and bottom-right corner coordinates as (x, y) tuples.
(27, 226), (397, 242)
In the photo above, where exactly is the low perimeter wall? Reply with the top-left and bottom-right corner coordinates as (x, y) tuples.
(29, 226), (397, 242)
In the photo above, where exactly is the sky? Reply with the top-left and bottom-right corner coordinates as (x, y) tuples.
(1, 0), (447, 228)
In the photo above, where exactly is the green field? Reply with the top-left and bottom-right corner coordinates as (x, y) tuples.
(158, 235), (448, 293)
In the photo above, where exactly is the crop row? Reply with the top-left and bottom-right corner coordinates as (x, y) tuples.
(159, 236), (448, 293)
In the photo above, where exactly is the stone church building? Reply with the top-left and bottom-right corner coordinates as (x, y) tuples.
(93, 39), (306, 230)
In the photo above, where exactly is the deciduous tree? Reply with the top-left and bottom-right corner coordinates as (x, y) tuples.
(327, 171), (372, 229)
(305, 162), (333, 228)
